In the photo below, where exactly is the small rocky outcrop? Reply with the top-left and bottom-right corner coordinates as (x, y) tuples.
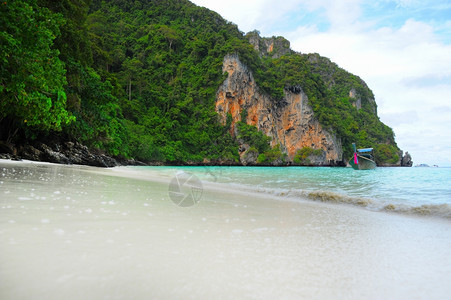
(349, 88), (362, 110)
(246, 30), (292, 58)
(401, 151), (413, 167)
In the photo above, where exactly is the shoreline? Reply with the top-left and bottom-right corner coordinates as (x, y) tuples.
(0, 152), (407, 168)
(1, 159), (449, 220)
(1, 158), (449, 226)
(1, 139), (409, 168)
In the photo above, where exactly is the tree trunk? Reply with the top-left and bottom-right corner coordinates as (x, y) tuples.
(128, 78), (132, 101)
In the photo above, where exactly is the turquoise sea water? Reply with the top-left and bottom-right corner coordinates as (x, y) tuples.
(137, 166), (451, 218)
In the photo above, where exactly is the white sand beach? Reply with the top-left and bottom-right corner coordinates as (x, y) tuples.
(1, 160), (450, 299)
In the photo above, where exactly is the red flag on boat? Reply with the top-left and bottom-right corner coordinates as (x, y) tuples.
(354, 152), (359, 164)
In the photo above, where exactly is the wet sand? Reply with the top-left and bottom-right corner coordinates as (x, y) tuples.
(1, 160), (450, 299)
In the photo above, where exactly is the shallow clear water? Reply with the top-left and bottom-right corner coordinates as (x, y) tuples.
(1, 160), (451, 299)
(131, 165), (451, 218)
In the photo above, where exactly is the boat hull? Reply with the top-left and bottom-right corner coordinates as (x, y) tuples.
(349, 155), (376, 170)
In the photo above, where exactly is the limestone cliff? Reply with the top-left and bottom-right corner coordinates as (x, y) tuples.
(246, 31), (292, 59)
(216, 54), (343, 165)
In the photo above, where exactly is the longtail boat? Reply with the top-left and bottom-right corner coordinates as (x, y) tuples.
(349, 143), (376, 170)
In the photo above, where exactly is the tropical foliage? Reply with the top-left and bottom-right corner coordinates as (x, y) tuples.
(0, 0), (74, 139)
(293, 147), (324, 165)
(0, 0), (400, 164)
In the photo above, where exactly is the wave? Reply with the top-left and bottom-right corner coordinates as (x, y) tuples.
(383, 203), (451, 219)
(304, 191), (373, 207)
(221, 182), (451, 220)
(304, 191), (450, 219)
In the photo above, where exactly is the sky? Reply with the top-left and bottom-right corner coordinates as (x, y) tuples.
(190, 0), (451, 166)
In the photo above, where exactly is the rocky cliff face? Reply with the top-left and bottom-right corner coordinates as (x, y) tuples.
(246, 31), (292, 58)
(216, 54), (343, 165)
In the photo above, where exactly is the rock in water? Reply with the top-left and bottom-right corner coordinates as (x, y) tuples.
(401, 151), (413, 167)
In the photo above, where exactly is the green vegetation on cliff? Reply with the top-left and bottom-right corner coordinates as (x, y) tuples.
(0, 0), (400, 164)
(245, 35), (398, 160)
(293, 147), (324, 165)
(0, 0), (74, 136)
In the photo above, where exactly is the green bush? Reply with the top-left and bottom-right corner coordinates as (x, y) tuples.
(257, 144), (286, 165)
(293, 147), (324, 165)
(257, 153), (267, 164)
(236, 122), (271, 154)
(374, 144), (399, 165)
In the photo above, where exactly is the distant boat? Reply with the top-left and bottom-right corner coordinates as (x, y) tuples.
(348, 143), (376, 170)
(415, 164), (430, 167)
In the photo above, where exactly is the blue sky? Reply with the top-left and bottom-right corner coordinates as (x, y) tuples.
(191, 0), (451, 166)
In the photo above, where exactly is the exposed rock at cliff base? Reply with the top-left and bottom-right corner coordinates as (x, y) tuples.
(239, 144), (259, 166)
(216, 54), (343, 166)
(0, 140), (119, 167)
(19, 141), (118, 167)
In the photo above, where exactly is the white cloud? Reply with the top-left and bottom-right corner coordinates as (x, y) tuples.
(190, 0), (451, 165)
(395, 0), (421, 8)
(288, 19), (451, 165)
(191, 0), (295, 32)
